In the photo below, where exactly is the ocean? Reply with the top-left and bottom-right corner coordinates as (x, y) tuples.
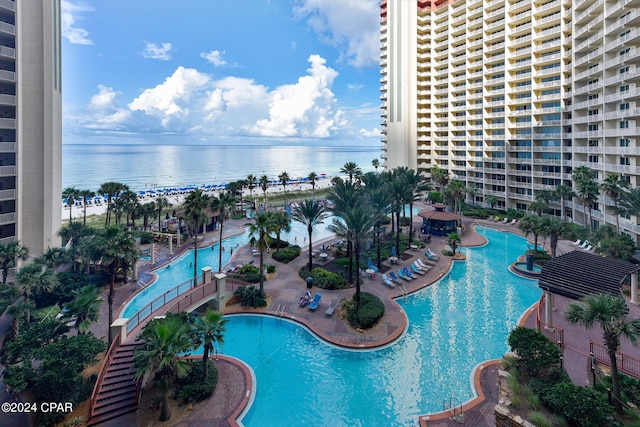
(63, 144), (383, 192)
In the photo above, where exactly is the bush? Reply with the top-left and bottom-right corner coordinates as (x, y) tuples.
(347, 292), (385, 329)
(265, 264), (276, 274)
(461, 208), (490, 219)
(176, 359), (218, 404)
(234, 264), (263, 283)
(545, 383), (619, 427)
(271, 245), (301, 263)
(234, 285), (267, 308)
(508, 326), (561, 377)
(136, 231), (153, 244)
(298, 267), (348, 290)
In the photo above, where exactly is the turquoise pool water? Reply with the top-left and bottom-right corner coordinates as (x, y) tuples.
(121, 220), (337, 319)
(197, 226), (542, 426)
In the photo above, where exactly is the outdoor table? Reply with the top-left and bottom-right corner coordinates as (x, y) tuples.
(389, 256), (398, 265)
(365, 268), (376, 278)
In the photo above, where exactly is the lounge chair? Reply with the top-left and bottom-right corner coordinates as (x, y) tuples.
(579, 240), (589, 249)
(403, 267), (417, 279)
(416, 259), (431, 271)
(510, 219), (517, 225)
(367, 258), (379, 273)
(502, 217), (508, 223)
(389, 271), (402, 282)
(570, 239), (581, 246)
(411, 263), (426, 275)
(308, 294), (321, 310)
(397, 269), (412, 281)
(325, 298), (337, 317)
(585, 245), (593, 251)
(382, 274), (396, 287)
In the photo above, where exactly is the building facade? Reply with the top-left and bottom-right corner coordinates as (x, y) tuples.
(0, 0), (62, 256)
(381, 0), (640, 243)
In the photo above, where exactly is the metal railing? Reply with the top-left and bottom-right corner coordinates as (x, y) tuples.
(88, 333), (121, 421)
(590, 340), (640, 379)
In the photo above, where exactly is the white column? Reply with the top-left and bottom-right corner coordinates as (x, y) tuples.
(215, 273), (227, 312)
(168, 236), (173, 255)
(202, 266), (212, 284)
(544, 291), (554, 327)
(151, 243), (156, 264)
(632, 273), (638, 305)
(132, 262), (138, 281)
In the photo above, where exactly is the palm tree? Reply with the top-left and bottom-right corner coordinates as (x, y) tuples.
(576, 179), (600, 231)
(65, 285), (103, 334)
(134, 316), (194, 421)
(371, 158), (380, 173)
(6, 300), (34, 339)
(400, 168), (429, 242)
(571, 166), (597, 230)
(270, 212), (291, 251)
(155, 197), (172, 232)
(184, 189), (211, 286)
(329, 177), (362, 275)
(447, 232), (461, 255)
(518, 214), (542, 251)
(249, 213), (275, 295)
(192, 308), (227, 380)
(0, 241), (28, 284)
(328, 205), (373, 309)
(98, 181), (128, 226)
(62, 186), (80, 223)
(601, 173), (629, 233)
(565, 294), (640, 414)
(341, 161), (362, 183)
(465, 185), (477, 207)
(388, 173), (407, 253)
(259, 175), (270, 211)
(485, 194), (498, 210)
(539, 216), (568, 257)
(246, 174), (257, 205)
(529, 200), (549, 217)
(15, 263), (58, 322)
(291, 200), (329, 271)
(59, 221), (90, 272)
(79, 189), (95, 225)
(96, 226), (140, 343)
(39, 247), (67, 269)
(307, 172), (318, 199)
(365, 185), (391, 269)
(278, 171), (290, 210)
(430, 164), (449, 191)
(210, 191), (236, 272)
(446, 180), (466, 214)
(140, 202), (156, 231)
(554, 184), (576, 221)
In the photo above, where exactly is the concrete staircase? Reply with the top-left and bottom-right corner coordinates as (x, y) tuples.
(87, 341), (142, 426)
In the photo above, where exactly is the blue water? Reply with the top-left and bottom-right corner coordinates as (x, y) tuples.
(63, 144), (381, 191)
(122, 218), (337, 318)
(196, 227), (542, 426)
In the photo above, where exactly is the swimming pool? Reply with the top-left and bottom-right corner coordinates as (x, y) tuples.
(121, 219), (337, 319)
(202, 226), (541, 426)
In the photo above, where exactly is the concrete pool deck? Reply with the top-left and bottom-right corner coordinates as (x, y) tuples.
(93, 208), (638, 426)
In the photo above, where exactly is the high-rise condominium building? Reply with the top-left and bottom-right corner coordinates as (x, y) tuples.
(380, 0), (640, 243)
(0, 0), (62, 256)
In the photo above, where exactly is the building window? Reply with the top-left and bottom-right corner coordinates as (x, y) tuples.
(620, 66), (630, 75)
(588, 155), (599, 163)
(620, 157), (631, 165)
(620, 84), (629, 93)
(588, 124), (599, 131)
(620, 103), (630, 111)
(588, 109), (599, 115)
(620, 120), (629, 129)
(620, 138), (630, 147)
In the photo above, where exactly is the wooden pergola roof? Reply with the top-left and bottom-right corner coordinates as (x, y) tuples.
(538, 251), (640, 300)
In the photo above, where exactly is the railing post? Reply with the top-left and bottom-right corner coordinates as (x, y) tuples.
(215, 273), (227, 312)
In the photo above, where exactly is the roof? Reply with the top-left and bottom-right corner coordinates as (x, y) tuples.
(417, 208), (461, 221)
(538, 251), (640, 300)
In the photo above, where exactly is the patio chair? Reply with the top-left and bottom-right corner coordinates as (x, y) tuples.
(411, 263), (426, 275)
(502, 217), (508, 223)
(308, 294), (322, 310)
(397, 269), (413, 281)
(510, 219), (517, 225)
(325, 299), (337, 317)
(403, 266), (417, 279)
(416, 259), (431, 271)
(585, 245), (593, 251)
(579, 240), (589, 249)
(382, 274), (396, 287)
(570, 239), (581, 246)
(389, 271), (401, 282)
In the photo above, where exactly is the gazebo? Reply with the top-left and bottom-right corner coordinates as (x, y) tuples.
(417, 204), (461, 236)
(538, 251), (640, 326)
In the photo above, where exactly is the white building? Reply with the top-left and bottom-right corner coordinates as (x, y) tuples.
(381, 0), (640, 243)
(0, 0), (62, 256)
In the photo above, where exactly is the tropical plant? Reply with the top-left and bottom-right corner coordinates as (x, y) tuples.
(571, 166), (597, 230)
(62, 186), (80, 223)
(78, 189), (95, 225)
(270, 212), (291, 251)
(184, 189), (211, 286)
(539, 216), (568, 257)
(0, 240), (29, 283)
(341, 161), (362, 183)
(259, 174), (270, 211)
(564, 294), (640, 414)
(554, 184), (576, 221)
(192, 308), (227, 380)
(210, 191), (236, 272)
(398, 167), (429, 241)
(465, 185), (477, 207)
(371, 158), (380, 173)
(59, 222), (90, 272)
(98, 181), (128, 226)
(596, 234), (636, 260)
(365, 185), (391, 269)
(485, 194), (498, 210)
(134, 316), (195, 421)
(508, 326), (561, 376)
(249, 212), (276, 295)
(618, 187), (640, 219)
(15, 263), (58, 322)
(446, 180), (466, 214)
(278, 171), (290, 209)
(529, 200), (549, 217)
(599, 174), (629, 234)
(139, 201), (156, 231)
(155, 197), (172, 232)
(64, 285), (103, 334)
(307, 172), (318, 199)
(246, 174), (257, 203)
(291, 199), (329, 271)
(6, 299), (34, 339)
(518, 214), (542, 251)
(430, 164), (449, 191)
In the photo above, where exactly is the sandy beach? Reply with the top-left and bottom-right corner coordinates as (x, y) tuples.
(62, 177), (337, 221)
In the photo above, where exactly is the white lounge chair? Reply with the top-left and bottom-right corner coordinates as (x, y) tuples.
(570, 239), (581, 246)
(416, 259), (431, 271)
(382, 274), (396, 287)
(579, 240), (589, 249)
(502, 217), (508, 223)
(510, 219), (517, 225)
(585, 245), (593, 251)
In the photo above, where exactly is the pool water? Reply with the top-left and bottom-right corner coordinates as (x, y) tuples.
(198, 226), (542, 426)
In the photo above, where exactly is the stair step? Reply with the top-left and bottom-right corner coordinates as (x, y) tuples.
(94, 391), (137, 410)
(87, 403), (137, 426)
(101, 376), (136, 388)
(105, 363), (133, 373)
(95, 383), (137, 402)
(92, 400), (137, 418)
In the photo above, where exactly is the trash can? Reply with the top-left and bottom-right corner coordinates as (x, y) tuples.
(306, 277), (313, 289)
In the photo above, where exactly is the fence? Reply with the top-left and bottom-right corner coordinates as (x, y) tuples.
(590, 340), (640, 379)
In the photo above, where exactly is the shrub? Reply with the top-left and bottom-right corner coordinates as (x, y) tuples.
(528, 411), (552, 427)
(528, 249), (552, 265)
(508, 327), (561, 377)
(545, 383), (619, 427)
(298, 267), (348, 290)
(234, 285), (267, 308)
(234, 264), (263, 283)
(347, 292), (385, 329)
(265, 264), (276, 274)
(176, 360), (218, 404)
(136, 231), (153, 244)
(271, 245), (301, 263)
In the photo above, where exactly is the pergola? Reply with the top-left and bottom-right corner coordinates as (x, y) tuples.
(538, 250), (640, 325)
(417, 204), (461, 236)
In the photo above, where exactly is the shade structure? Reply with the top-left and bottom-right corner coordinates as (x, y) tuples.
(417, 204), (461, 236)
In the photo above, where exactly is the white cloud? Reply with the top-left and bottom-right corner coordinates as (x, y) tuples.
(293, 0), (379, 67)
(142, 42), (172, 60)
(76, 84), (131, 130)
(359, 127), (380, 138)
(61, 1), (93, 45)
(200, 50), (227, 66)
(249, 54), (342, 138)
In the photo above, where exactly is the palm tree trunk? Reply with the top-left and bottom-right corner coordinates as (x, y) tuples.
(108, 262), (117, 344)
(202, 344), (210, 380)
(160, 392), (171, 421)
(258, 244), (265, 295)
(409, 203), (414, 243)
(348, 241), (353, 284)
(307, 226), (313, 270)
(376, 224), (382, 269)
(193, 217), (199, 286)
(608, 347), (624, 414)
(614, 201), (621, 233)
(354, 246), (361, 310)
(396, 212), (401, 255)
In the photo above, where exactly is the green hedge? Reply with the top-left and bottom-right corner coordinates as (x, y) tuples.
(271, 245), (301, 263)
(234, 285), (267, 307)
(234, 264), (263, 283)
(508, 326), (560, 376)
(347, 292), (385, 329)
(298, 267), (348, 290)
(176, 359), (218, 404)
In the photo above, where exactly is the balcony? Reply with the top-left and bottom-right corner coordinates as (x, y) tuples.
(0, 189), (15, 200)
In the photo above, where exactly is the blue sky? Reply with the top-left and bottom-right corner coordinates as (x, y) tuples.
(62, 0), (381, 146)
